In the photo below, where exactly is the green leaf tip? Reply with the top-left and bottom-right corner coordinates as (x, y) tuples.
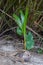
(13, 13), (22, 29)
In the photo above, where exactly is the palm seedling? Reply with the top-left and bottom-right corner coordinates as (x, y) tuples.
(13, 6), (34, 50)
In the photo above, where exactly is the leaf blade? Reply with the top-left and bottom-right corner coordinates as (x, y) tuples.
(20, 10), (24, 24)
(13, 13), (22, 29)
(17, 27), (22, 35)
(26, 32), (34, 50)
(22, 7), (29, 34)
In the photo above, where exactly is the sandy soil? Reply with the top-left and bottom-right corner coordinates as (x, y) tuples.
(0, 39), (43, 65)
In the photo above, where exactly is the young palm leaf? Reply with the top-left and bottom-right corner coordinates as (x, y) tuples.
(16, 10), (25, 35)
(22, 7), (29, 49)
(13, 7), (34, 50)
(13, 14), (22, 29)
(13, 13), (23, 35)
(26, 32), (34, 50)
(17, 27), (22, 35)
(22, 7), (29, 33)
(20, 10), (24, 24)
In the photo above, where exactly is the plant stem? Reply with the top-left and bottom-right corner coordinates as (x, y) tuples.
(23, 26), (26, 50)
(24, 35), (26, 50)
